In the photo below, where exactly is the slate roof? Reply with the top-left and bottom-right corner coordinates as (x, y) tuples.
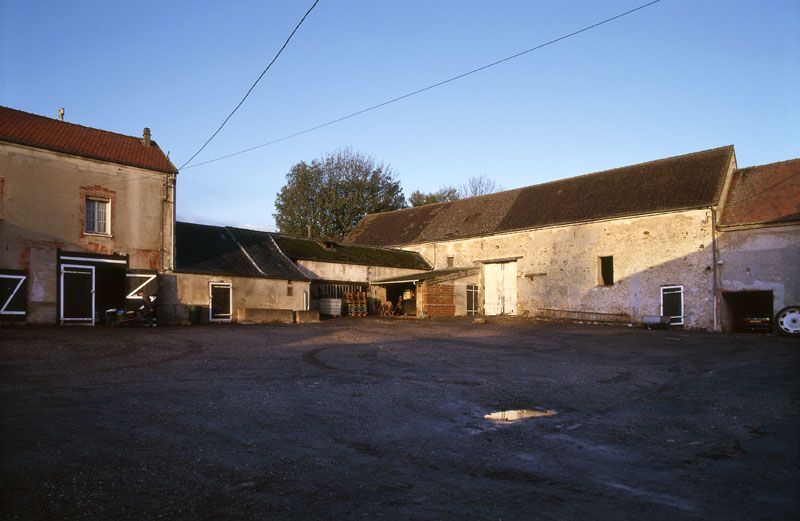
(271, 234), (431, 270)
(175, 222), (430, 279)
(345, 146), (735, 247)
(719, 158), (800, 227)
(175, 222), (307, 280)
(0, 106), (176, 173)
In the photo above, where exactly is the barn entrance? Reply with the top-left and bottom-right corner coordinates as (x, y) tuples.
(483, 261), (517, 316)
(722, 290), (774, 333)
(58, 251), (128, 325)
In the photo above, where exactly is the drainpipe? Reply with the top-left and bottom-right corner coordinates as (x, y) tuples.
(710, 207), (719, 332)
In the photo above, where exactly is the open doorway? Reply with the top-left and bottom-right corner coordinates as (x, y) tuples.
(722, 290), (773, 333)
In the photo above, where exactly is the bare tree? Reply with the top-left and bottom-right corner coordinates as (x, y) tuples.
(458, 175), (501, 198)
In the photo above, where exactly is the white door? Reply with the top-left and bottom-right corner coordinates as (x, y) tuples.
(484, 263), (502, 315)
(502, 261), (517, 315)
(483, 262), (517, 316)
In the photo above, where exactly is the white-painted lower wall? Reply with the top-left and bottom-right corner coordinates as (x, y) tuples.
(295, 260), (425, 283)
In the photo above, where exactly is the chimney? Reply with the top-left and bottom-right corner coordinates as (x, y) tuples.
(307, 224), (312, 239)
(57, 108), (64, 122)
(142, 127), (151, 147)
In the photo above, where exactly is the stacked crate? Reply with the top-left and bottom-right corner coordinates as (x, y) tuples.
(344, 292), (368, 317)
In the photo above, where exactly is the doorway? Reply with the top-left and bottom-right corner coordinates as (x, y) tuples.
(484, 262), (517, 316)
(209, 282), (232, 322)
(722, 290), (774, 333)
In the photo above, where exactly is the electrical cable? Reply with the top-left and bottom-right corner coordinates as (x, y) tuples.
(178, 0), (321, 170)
(181, 0), (662, 170)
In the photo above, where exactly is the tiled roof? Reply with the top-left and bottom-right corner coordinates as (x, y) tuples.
(719, 158), (800, 227)
(0, 106), (176, 173)
(271, 234), (431, 270)
(175, 222), (308, 281)
(345, 146), (735, 246)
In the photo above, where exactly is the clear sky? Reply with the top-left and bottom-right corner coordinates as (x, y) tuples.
(2, 0), (798, 230)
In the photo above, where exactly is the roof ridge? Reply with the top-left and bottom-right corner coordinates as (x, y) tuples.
(358, 146), (735, 220)
(1, 105), (147, 142)
(737, 156), (800, 172)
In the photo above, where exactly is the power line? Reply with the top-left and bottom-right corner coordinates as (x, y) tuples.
(178, 0), (321, 171)
(182, 0), (663, 171)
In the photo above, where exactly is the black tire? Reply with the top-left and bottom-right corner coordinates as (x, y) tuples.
(774, 306), (800, 336)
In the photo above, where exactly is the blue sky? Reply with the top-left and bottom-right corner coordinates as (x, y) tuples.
(2, 0), (798, 230)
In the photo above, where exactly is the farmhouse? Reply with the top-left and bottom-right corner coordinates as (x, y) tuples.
(0, 106), (176, 324)
(346, 146), (800, 332)
(2, 105), (797, 332)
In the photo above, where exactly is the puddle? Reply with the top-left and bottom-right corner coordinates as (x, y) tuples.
(484, 409), (556, 421)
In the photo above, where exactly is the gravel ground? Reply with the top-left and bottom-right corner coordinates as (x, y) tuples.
(1, 318), (798, 520)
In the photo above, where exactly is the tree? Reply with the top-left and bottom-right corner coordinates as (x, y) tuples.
(274, 148), (405, 241)
(458, 175), (501, 198)
(408, 186), (460, 207)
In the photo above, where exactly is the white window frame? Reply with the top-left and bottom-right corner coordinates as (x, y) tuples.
(660, 285), (684, 326)
(85, 197), (111, 236)
(466, 284), (479, 316)
(209, 282), (232, 322)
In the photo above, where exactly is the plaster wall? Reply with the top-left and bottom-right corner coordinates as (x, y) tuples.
(718, 224), (800, 316)
(160, 272), (309, 325)
(0, 142), (174, 323)
(296, 260), (424, 283)
(402, 209), (716, 329)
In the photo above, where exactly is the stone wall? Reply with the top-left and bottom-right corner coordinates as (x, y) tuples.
(402, 209), (717, 329)
(718, 223), (800, 329)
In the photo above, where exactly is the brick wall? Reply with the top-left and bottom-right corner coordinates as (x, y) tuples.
(422, 283), (455, 317)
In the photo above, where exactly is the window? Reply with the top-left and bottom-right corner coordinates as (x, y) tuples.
(287, 285), (294, 297)
(661, 286), (684, 325)
(446, 256), (454, 268)
(85, 198), (110, 234)
(467, 284), (479, 315)
(599, 256), (614, 286)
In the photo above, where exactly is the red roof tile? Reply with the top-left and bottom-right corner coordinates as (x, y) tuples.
(719, 158), (800, 227)
(0, 106), (176, 173)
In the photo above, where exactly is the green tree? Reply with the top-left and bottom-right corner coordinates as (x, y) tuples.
(408, 186), (460, 207)
(274, 149), (405, 241)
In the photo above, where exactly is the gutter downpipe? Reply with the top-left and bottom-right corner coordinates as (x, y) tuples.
(711, 206), (719, 332)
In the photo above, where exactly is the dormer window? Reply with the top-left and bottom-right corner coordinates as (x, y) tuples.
(85, 197), (110, 235)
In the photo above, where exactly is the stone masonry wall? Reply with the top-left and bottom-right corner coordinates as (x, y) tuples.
(401, 209), (717, 329)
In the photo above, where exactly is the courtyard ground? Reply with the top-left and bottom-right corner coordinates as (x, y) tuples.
(0, 318), (798, 520)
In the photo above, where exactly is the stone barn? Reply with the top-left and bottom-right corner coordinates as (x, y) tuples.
(345, 146), (800, 332)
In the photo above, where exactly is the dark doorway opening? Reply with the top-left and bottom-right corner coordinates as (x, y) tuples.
(385, 283), (416, 316)
(95, 265), (126, 320)
(722, 290), (774, 333)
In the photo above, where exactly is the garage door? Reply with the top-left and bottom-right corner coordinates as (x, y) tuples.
(484, 261), (517, 316)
